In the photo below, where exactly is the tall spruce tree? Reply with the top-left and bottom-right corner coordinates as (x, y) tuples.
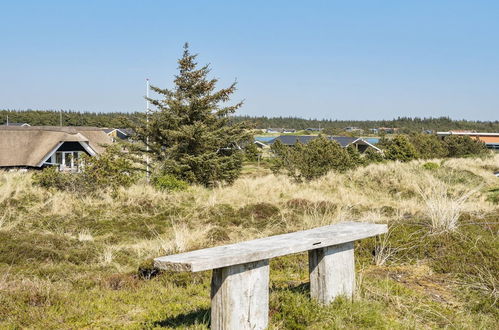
(135, 44), (250, 187)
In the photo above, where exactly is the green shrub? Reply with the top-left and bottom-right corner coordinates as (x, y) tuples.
(364, 148), (385, 163)
(238, 202), (280, 220)
(208, 204), (240, 226)
(422, 162), (440, 170)
(346, 144), (366, 166)
(32, 166), (76, 191)
(271, 137), (354, 182)
(409, 133), (448, 159)
(486, 187), (499, 204)
(382, 135), (419, 162)
(238, 202), (281, 228)
(152, 174), (188, 192)
(443, 135), (489, 158)
(243, 142), (261, 162)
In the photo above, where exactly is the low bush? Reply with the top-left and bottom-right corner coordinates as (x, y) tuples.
(152, 174), (188, 192)
(382, 135), (419, 162)
(443, 135), (489, 158)
(410, 133), (448, 159)
(270, 137), (356, 182)
(238, 202), (281, 227)
(422, 162), (440, 170)
(364, 148), (385, 163)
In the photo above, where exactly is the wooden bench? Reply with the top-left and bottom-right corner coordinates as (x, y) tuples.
(154, 221), (387, 330)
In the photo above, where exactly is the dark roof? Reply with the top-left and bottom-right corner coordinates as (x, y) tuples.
(119, 128), (134, 136)
(271, 135), (358, 147)
(329, 136), (357, 147)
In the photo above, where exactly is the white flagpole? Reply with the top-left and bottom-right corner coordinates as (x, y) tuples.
(146, 79), (150, 182)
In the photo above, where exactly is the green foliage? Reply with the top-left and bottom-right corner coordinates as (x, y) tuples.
(364, 148), (385, 163)
(33, 144), (140, 193)
(152, 174), (188, 192)
(133, 44), (250, 187)
(243, 142), (261, 162)
(238, 202), (281, 228)
(409, 133), (448, 159)
(422, 162), (440, 170)
(271, 136), (355, 182)
(382, 135), (419, 162)
(443, 135), (489, 158)
(346, 144), (366, 166)
(32, 166), (73, 190)
(486, 187), (499, 204)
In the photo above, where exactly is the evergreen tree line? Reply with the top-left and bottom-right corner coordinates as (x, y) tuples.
(233, 115), (499, 133)
(0, 109), (143, 128)
(1, 110), (498, 133)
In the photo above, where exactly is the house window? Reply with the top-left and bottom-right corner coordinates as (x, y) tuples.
(54, 151), (82, 170)
(55, 152), (63, 165)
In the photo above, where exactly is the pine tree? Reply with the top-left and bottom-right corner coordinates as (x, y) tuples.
(134, 43), (250, 187)
(383, 135), (419, 162)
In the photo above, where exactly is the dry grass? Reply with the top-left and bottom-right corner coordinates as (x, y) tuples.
(0, 155), (497, 239)
(416, 175), (480, 232)
(0, 154), (497, 328)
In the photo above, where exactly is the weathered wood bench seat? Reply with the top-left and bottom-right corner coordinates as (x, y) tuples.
(154, 221), (387, 330)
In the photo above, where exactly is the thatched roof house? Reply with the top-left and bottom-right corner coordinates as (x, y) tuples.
(0, 126), (113, 169)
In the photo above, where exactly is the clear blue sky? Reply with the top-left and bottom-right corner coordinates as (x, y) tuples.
(1, 0), (498, 120)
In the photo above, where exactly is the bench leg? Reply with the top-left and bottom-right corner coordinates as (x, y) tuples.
(210, 259), (269, 330)
(308, 241), (355, 304)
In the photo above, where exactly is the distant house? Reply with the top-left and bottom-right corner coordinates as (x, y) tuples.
(344, 127), (363, 133)
(371, 127), (398, 134)
(270, 135), (381, 153)
(265, 128), (297, 134)
(103, 128), (134, 141)
(437, 131), (499, 150)
(2, 122), (30, 127)
(0, 126), (113, 171)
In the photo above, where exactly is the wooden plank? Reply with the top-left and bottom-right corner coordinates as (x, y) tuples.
(309, 242), (355, 304)
(154, 222), (387, 272)
(211, 260), (269, 330)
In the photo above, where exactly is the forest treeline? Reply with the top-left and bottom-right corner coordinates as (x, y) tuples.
(1, 109), (498, 133)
